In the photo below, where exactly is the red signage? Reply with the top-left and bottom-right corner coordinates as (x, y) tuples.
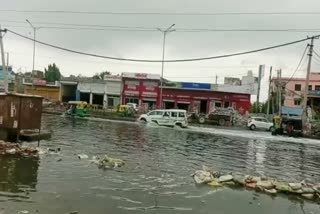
(135, 73), (148, 79)
(33, 79), (47, 86)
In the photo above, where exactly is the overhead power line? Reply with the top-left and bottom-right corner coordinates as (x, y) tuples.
(5, 28), (316, 63)
(285, 45), (309, 84)
(3, 20), (320, 33)
(2, 10), (320, 16)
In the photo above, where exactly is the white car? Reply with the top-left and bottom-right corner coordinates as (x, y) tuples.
(138, 109), (188, 128)
(126, 103), (139, 112)
(247, 117), (273, 131)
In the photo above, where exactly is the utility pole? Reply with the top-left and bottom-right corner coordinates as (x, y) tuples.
(302, 36), (317, 123)
(215, 75), (218, 84)
(158, 24), (175, 108)
(256, 65), (264, 113)
(278, 69), (282, 115)
(0, 26), (8, 93)
(266, 66), (273, 116)
(6, 52), (9, 68)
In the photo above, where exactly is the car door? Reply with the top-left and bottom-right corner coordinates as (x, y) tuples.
(254, 118), (263, 129)
(261, 118), (271, 129)
(170, 111), (178, 126)
(159, 111), (170, 125)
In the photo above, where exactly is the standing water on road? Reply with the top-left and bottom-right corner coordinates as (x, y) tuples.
(1, 114), (320, 213)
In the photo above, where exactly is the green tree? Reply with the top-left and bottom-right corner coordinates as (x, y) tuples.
(92, 70), (111, 79)
(44, 63), (61, 82)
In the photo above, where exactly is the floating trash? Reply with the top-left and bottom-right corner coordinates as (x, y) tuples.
(192, 166), (320, 202)
(0, 141), (38, 157)
(77, 154), (89, 159)
(91, 155), (125, 169)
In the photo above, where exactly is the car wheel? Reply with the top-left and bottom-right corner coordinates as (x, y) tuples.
(198, 116), (206, 124)
(140, 118), (147, 122)
(268, 126), (273, 131)
(175, 123), (183, 128)
(250, 124), (256, 130)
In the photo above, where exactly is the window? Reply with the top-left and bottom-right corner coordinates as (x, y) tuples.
(315, 85), (320, 91)
(163, 112), (170, 117)
(309, 85), (313, 90)
(125, 97), (138, 104)
(156, 111), (164, 116)
(224, 101), (230, 108)
(215, 102), (222, 108)
(147, 111), (156, 116)
(294, 84), (301, 91)
(178, 112), (185, 118)
(294, 99), (301, 106)
(171, 112), (178, 118)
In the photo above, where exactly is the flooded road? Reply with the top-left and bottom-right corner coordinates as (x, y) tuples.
(0, 114), (320, 213)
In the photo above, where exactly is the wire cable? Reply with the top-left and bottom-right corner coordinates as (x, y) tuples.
(6, 29), (315, 63)
(2, 10), (320, 16)
(285, 45), (309, 84)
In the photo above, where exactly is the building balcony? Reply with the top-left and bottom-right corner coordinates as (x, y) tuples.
(308, 90), (320, 97)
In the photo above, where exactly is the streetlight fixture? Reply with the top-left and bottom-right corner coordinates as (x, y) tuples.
(26, 19), (41, 73)
(158, 24), (175, 108)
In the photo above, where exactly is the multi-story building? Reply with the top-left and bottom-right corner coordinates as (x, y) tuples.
(271, 72), (320, 112)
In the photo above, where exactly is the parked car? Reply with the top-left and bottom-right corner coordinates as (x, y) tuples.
(247, 117), (273, 131)
(138, 109), (188, 128)
(126, 103), (139, 113)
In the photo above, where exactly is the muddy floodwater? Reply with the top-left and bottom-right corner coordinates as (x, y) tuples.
(1, 114), (320, 213)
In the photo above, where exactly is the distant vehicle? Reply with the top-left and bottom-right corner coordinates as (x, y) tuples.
(191, 107), (234, 126)
(126, 103), (139, 112)
(65, 101), (89, 117)
(138, 109), (188, 128)
(247, 117), (273, 131)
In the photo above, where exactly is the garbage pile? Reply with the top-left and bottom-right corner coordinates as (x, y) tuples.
(0, 141), (38, 157)
(310, 121), (320, 137)
(192, 166), (320, 201)
(89, 155), (125, 169)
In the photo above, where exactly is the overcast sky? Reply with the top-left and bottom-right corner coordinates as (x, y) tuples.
(2, 0), (320, 101)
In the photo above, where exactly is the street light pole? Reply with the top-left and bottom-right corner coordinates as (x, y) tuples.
(26, 19), (39, 73)
(158, 24), (175, 108)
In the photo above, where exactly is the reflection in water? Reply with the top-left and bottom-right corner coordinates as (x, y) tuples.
(0, 155), (39, 201)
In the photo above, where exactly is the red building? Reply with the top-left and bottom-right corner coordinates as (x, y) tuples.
(162, 83), (251, 115)
(121, 72), (160, 109)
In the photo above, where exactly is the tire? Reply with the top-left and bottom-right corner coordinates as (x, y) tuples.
(268, 126), (273, 131)
(140, 118), (147, 122)
(175, 123), (183, 128)
(198, 116), (206, 124)
(250, 124), (256, 130)
(218, 119), (226, 126)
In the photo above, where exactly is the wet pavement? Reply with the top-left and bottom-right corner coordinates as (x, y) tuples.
(0, 114), (320, 213)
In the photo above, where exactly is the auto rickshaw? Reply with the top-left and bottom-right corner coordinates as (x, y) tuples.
(116, 104), (134, 117)
(271, 115), (303, 137)
(66, 101), (89, 117)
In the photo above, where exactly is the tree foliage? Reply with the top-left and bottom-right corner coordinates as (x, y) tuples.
(44, 63), (61, 82)
(92, 70), (111, 79)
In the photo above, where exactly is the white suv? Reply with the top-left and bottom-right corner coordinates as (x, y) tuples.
(247, 117), (273, 131)
(138, 109), (188, 128)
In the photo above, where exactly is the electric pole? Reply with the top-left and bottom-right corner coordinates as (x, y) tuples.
(256, 65), (264, 113)
(302, 36), (318, 124)
(266, 66), (273, 117)
(158, 24), (175, 108)
(215, 75), (218, 84)
(0, 26), (8, 93)
(278, 69), (282, 115)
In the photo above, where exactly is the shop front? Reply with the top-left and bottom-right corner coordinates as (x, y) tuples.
(121, 73), (160, 110)
(162, 87), (250, 115)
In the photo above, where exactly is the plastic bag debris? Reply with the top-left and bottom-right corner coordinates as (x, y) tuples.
(77, 154), (89, 159)
(92, 155), (125, 169)
(192, 166), (320, 202)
